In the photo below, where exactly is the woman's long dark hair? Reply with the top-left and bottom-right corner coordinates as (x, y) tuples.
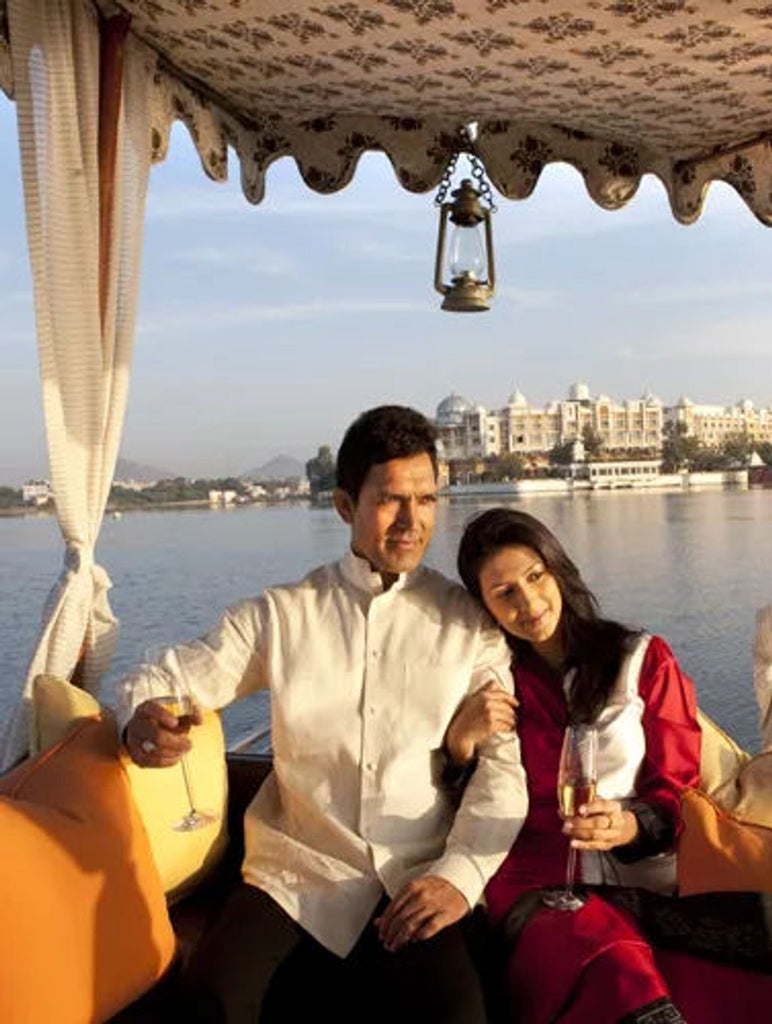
(457, 508), (639, 723)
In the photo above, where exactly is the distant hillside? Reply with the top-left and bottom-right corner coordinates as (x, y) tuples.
(242, 454), (306, 481)
(114, 457), (177, 483)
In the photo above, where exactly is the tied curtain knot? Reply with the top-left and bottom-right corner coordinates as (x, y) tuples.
(64, 540), (111, 591)
(65, 540), (95, 575)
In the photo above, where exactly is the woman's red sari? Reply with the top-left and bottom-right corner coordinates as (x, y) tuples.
(484, 637), (701, 1022)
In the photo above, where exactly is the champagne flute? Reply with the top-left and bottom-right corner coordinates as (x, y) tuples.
(143, 646), (218, 832)
(543, 723), (598, 911)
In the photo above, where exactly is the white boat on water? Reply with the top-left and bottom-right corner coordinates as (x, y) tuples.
(2, 3), (772, 1021)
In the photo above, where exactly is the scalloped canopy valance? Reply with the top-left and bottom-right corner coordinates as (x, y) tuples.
(4, 0), (772, 223)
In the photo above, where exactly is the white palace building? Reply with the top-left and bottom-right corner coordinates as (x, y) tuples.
(435, 384), (772, 461)
(668, 396), (772, 449)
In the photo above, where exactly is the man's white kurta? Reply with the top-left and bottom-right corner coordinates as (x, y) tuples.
(117, 551), (527, 956)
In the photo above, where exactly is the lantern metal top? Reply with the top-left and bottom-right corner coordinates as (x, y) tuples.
(446, 180), (487, 227)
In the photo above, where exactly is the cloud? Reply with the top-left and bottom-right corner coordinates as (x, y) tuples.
(0, 285), (33, 309)
(0, 249), (33, 284)
(693, 180), (768, 229)
(336, 236), (427, 265)
(491, 169), (766, 249)
(145, 185), (248, 221)
(137, 297), (429, 335)
(610, 279), (772, 308)
(0, 287), (35, 349)
(145, 181), (426, 224)
(489, 167), (668, 246)
(172, 245), (298, 277)
(620, 314), (772, 361)
(496, 284), (566, 310)
(146, 151), (666, 239)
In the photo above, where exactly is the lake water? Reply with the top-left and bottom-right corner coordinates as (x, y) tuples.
(3, 488), (772, 753)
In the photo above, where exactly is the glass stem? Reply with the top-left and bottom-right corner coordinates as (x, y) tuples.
(564, 844), (577, 896)
(179, 754), (197, 813)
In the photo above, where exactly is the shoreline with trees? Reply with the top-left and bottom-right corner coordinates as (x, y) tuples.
(4, 429), (772, 517)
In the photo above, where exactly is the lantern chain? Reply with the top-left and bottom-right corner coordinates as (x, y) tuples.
(434, 129), (497, 212)
(469, 152), (497, 213)
(434, 151), (460, 207)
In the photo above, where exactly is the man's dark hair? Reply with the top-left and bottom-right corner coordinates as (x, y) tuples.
(335, 405), (438, 500)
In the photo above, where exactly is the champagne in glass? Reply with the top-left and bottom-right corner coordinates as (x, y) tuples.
(143, 647), (218, 832)
(558, 777), (598, 819)
(543, 723), (598, 911)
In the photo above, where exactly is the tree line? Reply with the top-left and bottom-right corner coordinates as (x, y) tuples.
(0, 486), (22, 509)
(3, 476), (299, 512)
(305, 446), (336, 497)
(109, 477), (250, 508)
(8, 429), (769, 510)
(659, 425), (772, 473)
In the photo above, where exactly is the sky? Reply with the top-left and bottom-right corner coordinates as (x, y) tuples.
(2, 95), (772, 485)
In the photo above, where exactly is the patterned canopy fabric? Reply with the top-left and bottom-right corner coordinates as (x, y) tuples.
(3, 0), (772, 219)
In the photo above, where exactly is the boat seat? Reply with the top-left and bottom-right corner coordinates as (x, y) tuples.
(110, 712), (772, 1023)
(107, 754), (271, 1023)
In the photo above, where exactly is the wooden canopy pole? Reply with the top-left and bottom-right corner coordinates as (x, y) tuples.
(98, 10), (130, 329)
(72, 10), (130, 688)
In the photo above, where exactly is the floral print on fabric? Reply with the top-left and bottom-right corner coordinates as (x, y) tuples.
(11, 0), (772, 222)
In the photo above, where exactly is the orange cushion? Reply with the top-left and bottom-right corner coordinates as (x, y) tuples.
(0, 717), (176, 1023)
(678, 788), (772, 896)
(30, 674), (229, 901)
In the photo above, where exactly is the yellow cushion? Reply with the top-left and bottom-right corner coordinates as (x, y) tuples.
(121, 708), (229, 902)
(718, 750), (772, 824)
(697, 707), (750, 797)
(30, 674), (228, 901)
(30, 673), (101, 754)
(678, 786), (772, 896)
(0, 717), (176, 1023)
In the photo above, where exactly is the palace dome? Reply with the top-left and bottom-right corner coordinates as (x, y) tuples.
(568, 382), (591, 402)
(436, 392), (474, 426)
(641, 390), (663, 406)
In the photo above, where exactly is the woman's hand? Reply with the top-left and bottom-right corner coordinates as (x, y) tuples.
(444, 679), (518, 765)
(563, 798), (638, 851)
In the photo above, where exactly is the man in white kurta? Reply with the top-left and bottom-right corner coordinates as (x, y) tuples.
(120, 405), (526, 1022)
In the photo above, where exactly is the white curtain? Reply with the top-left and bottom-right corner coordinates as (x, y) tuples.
(1, 0), (152, 768)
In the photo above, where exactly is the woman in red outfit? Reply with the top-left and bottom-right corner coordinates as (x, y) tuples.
(447, 508), (701, 1024)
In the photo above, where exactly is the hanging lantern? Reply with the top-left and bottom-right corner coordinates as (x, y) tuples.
(434, 139), (496, 313)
